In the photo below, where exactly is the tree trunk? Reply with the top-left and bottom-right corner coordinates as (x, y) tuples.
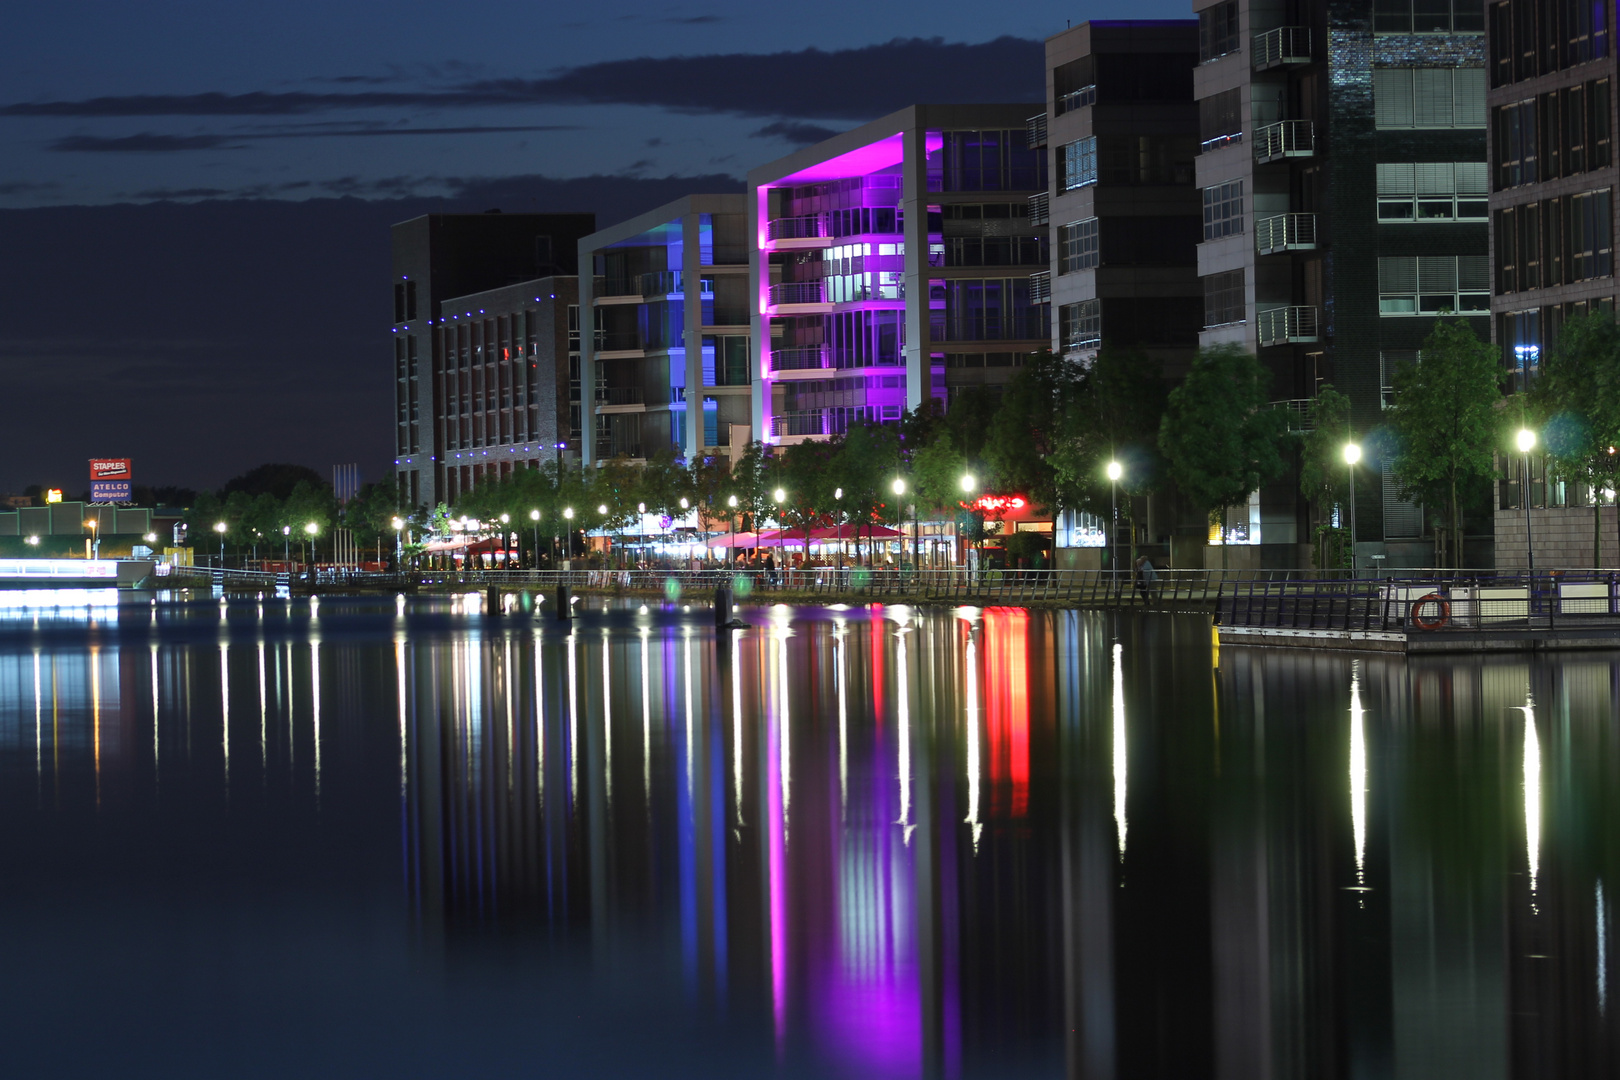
(1449, 474), (1460, 571)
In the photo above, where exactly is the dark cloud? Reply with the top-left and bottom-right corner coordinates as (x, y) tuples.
(52, 133), (243, 152)
(750, 120), (839, 145)
(50, 125), (577, 153)
(0, 180), (62, 195)
(662, 14), (723, 23)
(2, 37), (1042, 122)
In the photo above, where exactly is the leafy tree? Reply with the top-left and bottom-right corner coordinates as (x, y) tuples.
(221, 463), (327, 501)
(1528, 311), (1620, 567)
(771, 440), (838, 559)
(1296, 385), (1355, 569)
(1386, 320), (1503, 569)
(984, 348), (1079, 511)
(830, 422), (903, 563)
(1159, 345), (1290, 568)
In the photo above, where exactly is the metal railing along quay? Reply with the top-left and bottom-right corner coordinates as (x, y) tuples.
(1216, 571), (1620, 634)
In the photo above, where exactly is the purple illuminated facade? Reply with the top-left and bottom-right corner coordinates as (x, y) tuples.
(749, 106), (1049, 443)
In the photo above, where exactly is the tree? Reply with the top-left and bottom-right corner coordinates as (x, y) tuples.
(984, 349), (1079, 511)
(1385, 319), (1503, 569)
(1528, 311), (1620, 567)
(1296, 385), (1355, 569)
(830, 421), (903, 564)
(221, 463), (327, 501)
(1159, 345), (1290, 568)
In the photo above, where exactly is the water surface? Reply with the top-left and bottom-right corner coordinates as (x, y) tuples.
(0, 590), (1611, 1077)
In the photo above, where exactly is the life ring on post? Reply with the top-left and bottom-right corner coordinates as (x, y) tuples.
(1411, 592), (1450, 631)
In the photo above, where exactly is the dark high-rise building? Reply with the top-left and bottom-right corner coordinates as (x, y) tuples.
(1191, 0), (1488, 566)
(1487, 0), (1617, 568)
(390, 212), (594, 510)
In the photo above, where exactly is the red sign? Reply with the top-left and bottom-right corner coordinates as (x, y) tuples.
(971, 494), (1028, 514)
(89, 458), (132, 480)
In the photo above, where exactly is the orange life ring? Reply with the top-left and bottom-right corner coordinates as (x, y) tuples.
(1411, 592), (1450, 631)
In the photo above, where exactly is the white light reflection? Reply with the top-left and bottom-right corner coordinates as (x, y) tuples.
(732, 631), (744, 828)
(567, 631), (579, 805)
(835, 620), (847, 820)
(257, 641), (267, 770)
(148, 645), (157, 784)
(777, 623), (791, 829)
(898, 632), (913, 844)
(1600, 880), (1610, 1015)
(603, 630), (614, 809)
(1349, 661), (1367, 893)
(396, 637), (407, 818)
(964, 629), (981, 851)
(1523, 694), (1540, 906)
(35, 651), (44, 789)
(220, 644), (230, 791)
(311, 640), (322, 801)
(684, 628), (695, 817)
(1112, 642), (1127, 860)
(534, 630), (544, 816)
(641, 629), (651, 804)
(91, 646), (101, 805)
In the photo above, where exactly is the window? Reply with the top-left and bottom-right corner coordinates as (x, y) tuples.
(1203, 270), (1244, 327)
(1499, 308), (1541, 389)
(1490, 0), (1612, 86)
(1203, 180), (1245, 238)
(1053, 56), (1096, 115)
(939, 279), (1048, 341)
(1374, 67), (1487, 128)
(1378, 255), (1491, 313)
(1494, 99), (1538, 186)
(1060, 299), (1102, 350)
(1058, 219), (1099, 273)
(1496, 189), (1615, 290)
(404, 281), (418, 320)
(1199, 88), (1243, 150)
(939, 129), (1044, 191)
(1376, 163), (1488, 220)
(1565, 188), (1614, 280)
(1199, 1), (1240, 62)
(394, 284), (406, 324)
(1373, 0), (1485, 34)
(1061, 138), (1097, 191)
(1379, 350), (1419, 409)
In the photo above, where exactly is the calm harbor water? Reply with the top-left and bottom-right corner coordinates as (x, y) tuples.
(0, 589), (1613, 1078)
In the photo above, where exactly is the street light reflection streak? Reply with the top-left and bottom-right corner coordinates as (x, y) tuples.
(257, 641), (267, 771)
(964, 630), (981, 849)
(836, 622), (847, 820)
(604, 631), (614, 809)
(1349, 662), (1367, 889)
(1601, 880), (1610, 1015)
(568, 632), (579, 808)
(311, 640), (321, 802)
(91, 646), (101, 807)
(642, 630), (652, 805)
(1524, 695), (1540, 905)
(732, 632), (744, 827)
(220, 644), (230, 793)
(36, 650), (44, 791)
(1112, 642), (1127, 860)
(898, 633), (911, 843)
(768, 625), (789, 1049)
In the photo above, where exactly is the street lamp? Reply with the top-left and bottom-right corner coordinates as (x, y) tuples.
(1342, 443), (1361, 572)
(391, 516), (405, 567)
(282, 525), (291, 565)
(529, 509), (540, 569)
(304, 521), (318, 567)
(85, 517), (102, 560)
(727, 493), (739, 569)
(834, 487), (844, 572)
(563, 506), (574, 561)
(213, 520), (226, 567)
(892, 477), (916, 570)
(959, 474), (978, 573)
(1106, 461), (1123, 573)
(1517, 427), (1537, 573)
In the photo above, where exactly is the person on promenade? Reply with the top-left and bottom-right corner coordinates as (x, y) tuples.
(1134, 554), (1157, 601)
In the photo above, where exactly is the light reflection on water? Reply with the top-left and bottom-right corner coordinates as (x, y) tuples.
(0, 595), (1616, 1077)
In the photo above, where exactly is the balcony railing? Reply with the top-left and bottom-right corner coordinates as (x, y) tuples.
(1026, 112), (1048, 148)
(1054, 85), (1096, 115)
(1255, 212), (1318, 254)
(772, 346), (832, 372)
(771, 411), (833, 437)
(767, 215), (826, 241)
(598, 277), (642, 298)
(639, 270), (681, 296)
(595, 386), (645, 407)
(1254, 119), (1315, 163)
(1028, 191), (1049, 226)
(1269, 398), (1317, 432)
(594, 331), (642, 353)
(769, 281), (825, 306)
(1030, 270), (1051, 304)
(1256, 305), (1320, 346)
(1253, 27), (1311, 69)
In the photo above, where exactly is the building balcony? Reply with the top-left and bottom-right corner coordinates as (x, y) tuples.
(1030, 270), (1051, 304)
(595, 386), (645, 407)
(1253, 26), (1311, 70)
(1255, 212), (1318, 255)
(771, 410), (835, 438)
(768, 215), (826, 242)
(1254, 120), (1314, 164)
(1256, 305), (1319, 346)
(594, 331), (644, 357)
(597, 276), (641, 299)
(1269, 397), (1317, 432)
(772, 346), (833, 373)
(770, 281), (825, 306)
(1053, 85), (1096, 116)
(1026, 112), (1047, 149)
(1028, 191), (1049, 227)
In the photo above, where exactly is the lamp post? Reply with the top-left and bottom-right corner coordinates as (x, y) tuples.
(773, 487), (790, 581)
(555, 441), (567, 470)
(282, 525), (291, 565)
(304, 521), (318, 567)
(85, 517), (101, 561)
(1518, 427), (1537, 573)
(563, 506), (574, 561)
(391, 516), (405, 568)
(636, 502), (646, 568)
(213, 520), (226, 567)
(529, 509), (540, 569)
(597, 503), (610, 568)
(679, 497), (690, 567)
(727, 494), (739, 570)
(959, 473), (977, 576)
(1106, 461), (1123, 574)
(834, 487), (844, 572)
(1342, 442), (1361, 573)
(892, 477), (912, 570)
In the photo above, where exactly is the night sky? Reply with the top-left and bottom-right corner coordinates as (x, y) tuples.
(0, 0), (1183, 497)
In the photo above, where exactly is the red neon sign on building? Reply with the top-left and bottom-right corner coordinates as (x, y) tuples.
(970, 494), (1027, 514)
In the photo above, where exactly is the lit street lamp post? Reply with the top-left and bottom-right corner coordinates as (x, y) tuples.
(213, 520), (226, 567)
(303, 522), (318, 567)
(727, 494), (739, 570)
(563, 507), (574, 561)
(529, 509), (540, 568)
(833, 488), (844, 572)
(391, 516), (405, 568)
(1518, 428), (1537, 573)
(282, 525), (291, 565)
(85, 517), (101, 561)
(1342, 443), (1361, 572)
(1106, 461), (1123, 575)
(959, 473), (977, 577)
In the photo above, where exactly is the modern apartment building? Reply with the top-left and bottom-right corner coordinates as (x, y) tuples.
(577, 196), (751, 465)
(1043, 21), (1204, 376)
(1487, 0), (1618, 568)
(429, 277), (578, 506)
(1192, 0), (1488, 564)
(748, 105), (1048, 443)
(390, 212), (595, 509)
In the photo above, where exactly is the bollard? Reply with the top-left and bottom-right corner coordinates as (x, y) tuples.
(556, 584), (572, 620)
(486, 586), (501, 616)
(714, 585), (733, 628)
